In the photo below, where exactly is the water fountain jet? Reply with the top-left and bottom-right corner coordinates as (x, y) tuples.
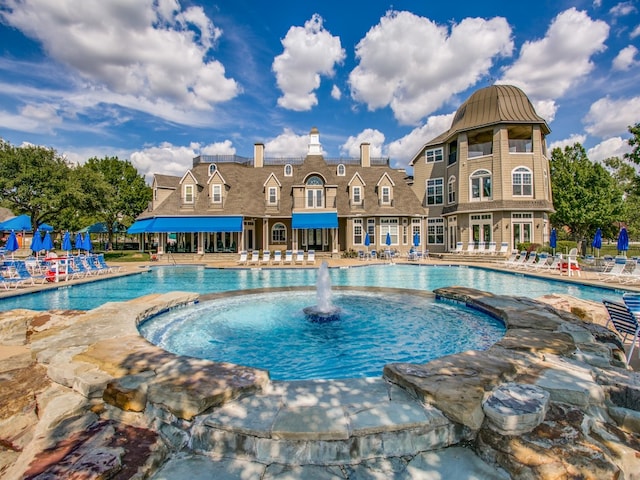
(303, 261), (341, 322)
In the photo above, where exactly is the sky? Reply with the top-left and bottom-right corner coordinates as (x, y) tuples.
(0, 0), (639, 181)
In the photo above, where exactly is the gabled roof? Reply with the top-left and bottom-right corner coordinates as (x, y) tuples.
(153, 174), (179, 189)
(263, 172), (282, 188)
(348, 172), (366, 187)
(179, 170), (199, 186)
(208, 170), (227, 185)
(376, 172), (395, 187)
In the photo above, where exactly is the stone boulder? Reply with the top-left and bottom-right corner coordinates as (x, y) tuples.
(482, 383), (549, 435)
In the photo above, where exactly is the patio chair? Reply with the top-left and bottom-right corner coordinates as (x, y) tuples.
(620, 260), (640, 284)
(272, 250), (282, 265)
(529, 252), (550, 270)
(484, 242), (497, 255)
(603, 298), (640, 364)
(1, 260), (46, 288)
(260, 250), (271, 265)
(515, 251), (537, 270)
(453, 242), (463, 254)
(497, 242), (509, 256)
(596, 256), (628, 282)
(283, 250), (293, 265)
(248, 250), (260, 266)
(475, 242), (485, 255)
(465, 243), (475, 255)
(294, 250), (305, 264)
(565, 248), (581, 277)
(306, 250), (316, 265)
(502, 250), (520, 265)
(236, 250), (248, 265)
(96, 253), (122, 273)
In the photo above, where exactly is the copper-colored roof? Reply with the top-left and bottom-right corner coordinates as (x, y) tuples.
(411, 85), (550, 164)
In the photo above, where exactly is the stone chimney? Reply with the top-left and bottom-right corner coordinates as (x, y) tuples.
(360, 142), (371, 167)
(254, 143), (264, 168)
(308, 127), (322, 155)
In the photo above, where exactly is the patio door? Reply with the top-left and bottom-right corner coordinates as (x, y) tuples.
(306, 228), (323, 250)
(470, 214), (492, 245)
(511, 212), (533, 249)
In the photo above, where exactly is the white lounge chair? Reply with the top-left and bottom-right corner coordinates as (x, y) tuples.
(515, 251), (537, 270)
(283, 250), (293, 265)
(248, 250), (260, 265)
(503, 250), (520, 265)
(484, 242), (496, 255)
(294, 250), (305, 264)
(597, 256), (628, 282)
(603, 297), (640, 363)
(465, 243), (475, 255)
(236, 250), (248, 265)
(272, 250), (282, 265)
(306, 250), (316, 265)
(529, 252), (550, 270)
(497, 242), (509, 256)
(475, 242), (485, 255)
(453, 242), (463, 254)
(621, 260), (640, 284)
(260, 250), (271, 265)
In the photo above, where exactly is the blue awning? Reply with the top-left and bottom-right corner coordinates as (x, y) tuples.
(128, 216), (243, 233)
(291, 212), (338, 229)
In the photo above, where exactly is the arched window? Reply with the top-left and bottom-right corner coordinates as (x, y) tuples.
(470, 169), (492, 201)
(305, 175), (324, 208)
(271, 223), (287, 243)
(337, 164), (345, 176)
(208, 163), (217, 176)
(447, 176), (456, 204)
(284, 164), (293, 176)
(512, 167), (532, 196)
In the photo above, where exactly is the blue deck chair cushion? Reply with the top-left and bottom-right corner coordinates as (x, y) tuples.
(603, 298), (640, 363)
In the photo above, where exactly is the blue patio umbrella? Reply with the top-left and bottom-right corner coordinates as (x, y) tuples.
(75, 233), (84, 253)
(38, 223), (54, 232)
(62, 231), (72, 255)
(82, 233), (93, 253)
(31, 229), (43, 255)
(42, 231), (54, 252)
(549, 228), (557, 254)
(385, 232), (391, 247)
(413, 232), (420, 247)
(592, 228), (602, 256)
(0, 214), (32, 232)
(617, 227), (629, 255)
(364, 232), (370, 247)
(5, 230), (19, 258)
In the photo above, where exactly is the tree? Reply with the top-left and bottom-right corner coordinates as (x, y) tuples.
(550, 143), (624, 243)
(0, 139), (85, 230)
(79, 156), (151, 249)
(624, 122), (640, 165)
(605, 156), (640, 239)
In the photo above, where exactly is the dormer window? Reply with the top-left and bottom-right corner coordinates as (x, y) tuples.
(183, 184), (194, 204)
(208, 163), (217, 175)
(284, 164), (293, 176)
(352, 186), (362, 204)
(211, 184), (222, 204)
(381, 186), (391, 204)
(268, 186), (277, 205)
(305, 175), (324, 208)
(337, 164), (345, 176)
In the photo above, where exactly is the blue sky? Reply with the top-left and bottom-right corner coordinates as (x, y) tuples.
(0, 0), (639, 180)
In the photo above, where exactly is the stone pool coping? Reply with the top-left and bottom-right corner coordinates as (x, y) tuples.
(1, 286), (639, 478)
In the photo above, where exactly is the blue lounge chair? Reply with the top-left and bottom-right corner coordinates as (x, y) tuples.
(96, 253), (122, 272)
(1, 260), (46, 288)
(603, 297), (640, 363)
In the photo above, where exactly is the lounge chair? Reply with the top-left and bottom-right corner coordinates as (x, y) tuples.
(453, 242), (463, 254)
(260, 250), (271, 265)
(1, 260), (46, 288)
(597, 256), (628, 282)
(475, 242), (485, 255)
(283, 250), (293, 265)
(81, 255), (106, 275)
(248, 250), (260, 266)
(484, 242), (497, 255)
(294, 250), (305, 264)
(529, 252), (550, 270)
(465, 243), (475, 255)
(545, 254), (563, 273)
(603, 297), (640, 363)
(306, 250), (316, 265)
(620, 260), (640, 284)
(272, 250), (282, 265)
(497, 242), (509, 256)
(502, 250), (520, 265)
(236, 250), (248, 265)
(96, 253), (122, 273)
(514, 251), (537, 270)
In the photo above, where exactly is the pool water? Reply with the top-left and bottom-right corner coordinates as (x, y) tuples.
(0, 264), (625, 311)
(138, 290), (506, 380)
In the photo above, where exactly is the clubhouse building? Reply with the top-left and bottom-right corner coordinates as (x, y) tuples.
(130, 85), (554, 256)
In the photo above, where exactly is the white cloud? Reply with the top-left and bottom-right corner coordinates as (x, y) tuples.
(272, 14), (346, 111)
(613, 45), (639, 70)
(200, 140), (236, 156)
(331, 85), (342, 100)
(610, 2), (637, 17)
(532, 100), (558, 123)
(587, 137), (632, 162)
(0, 0), (239, 116)
(387, 113), (456, 167)
(549, 134), (587, 151)
(499, 8), (609, 100)
(130, 142), (198, 179)
(264, 128), (311, 157)
(631, 24), (640, 38)
(348, 10), (513, 125)
(340, 129), (385, 158)
(584, 95), (640, 137)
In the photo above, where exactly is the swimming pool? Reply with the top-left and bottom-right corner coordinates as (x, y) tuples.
(0, 264), (626, 311)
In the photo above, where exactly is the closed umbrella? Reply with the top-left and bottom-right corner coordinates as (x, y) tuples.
(5, 230), (19, 258)
(82, 233), (93, 253)
(75, 233), (84, 254)
(549, 228), (557, 255)
(42, 231), (54, 252)
(617, 227), (629, 255)
(364, 232), (370, 247)
(62, 231), (72, 256)
(592, 228), (602, 257)
(31, 229), (43, 256)
(385, 232), (391, 247)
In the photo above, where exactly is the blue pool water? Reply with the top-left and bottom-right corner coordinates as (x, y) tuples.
(139, 290), (506, 380)
(0, 264), (625, 311)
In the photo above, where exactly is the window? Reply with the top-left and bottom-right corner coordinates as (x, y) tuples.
(512, 167), (532, 196)
(367, 218), (375, 239)
(381, 186), (391, 204)
(353, 218), (363, 244)
(211, 184), (222, 204)
(470, 169), (492, 201)
(352, 186), (361, 204)
(448, 141), (458, 165)
(268, 186), (277, 205)
(447, 176), (456, 204)
(426, 178), (443, 205)
(427, 218), (444, 244)
(467, 130), (493, 158)
(380, 218), (399, 245)
(208, 163), (217, 176)
(305, 175), (324, 208)
(412, 218), (421, 246)
(271, 223), (286, 243)
(508, 126), (533, 153)
(284, 164), (293, 176)
(337, 164), (345, 176)
(425, 147), (443, 163)
(184, 184), (194, 204)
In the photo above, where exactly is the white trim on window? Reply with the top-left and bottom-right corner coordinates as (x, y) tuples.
(211, 184), (222, 204)
(184, 184), (194, 204)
